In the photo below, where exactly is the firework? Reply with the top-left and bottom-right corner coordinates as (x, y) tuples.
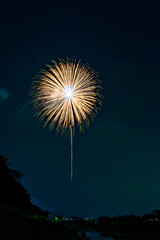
(30, 59), (102, 180)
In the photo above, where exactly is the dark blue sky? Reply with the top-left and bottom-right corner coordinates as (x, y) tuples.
(0, 0), (160, 217)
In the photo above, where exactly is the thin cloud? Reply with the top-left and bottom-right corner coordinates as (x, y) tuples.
(0, 88), (9, 103)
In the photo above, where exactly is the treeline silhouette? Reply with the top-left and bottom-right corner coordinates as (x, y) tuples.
(0, 153), (49, 216)
(0, 153), (86, 240)
(96, 212), (160, 239)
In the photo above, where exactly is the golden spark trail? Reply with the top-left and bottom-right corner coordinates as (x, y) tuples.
(70, 125), (73, 181)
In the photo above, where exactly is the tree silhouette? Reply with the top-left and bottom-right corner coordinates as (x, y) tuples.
(0, 153), (31, 209)
(0, 153), (49, 216)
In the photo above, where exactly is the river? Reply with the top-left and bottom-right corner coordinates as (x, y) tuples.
(79, 231), (122, 240)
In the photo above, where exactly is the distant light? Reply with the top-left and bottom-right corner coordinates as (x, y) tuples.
(64, 86), (73, 99)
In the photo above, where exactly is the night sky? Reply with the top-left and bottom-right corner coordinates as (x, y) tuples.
(1, 0), (160, 217)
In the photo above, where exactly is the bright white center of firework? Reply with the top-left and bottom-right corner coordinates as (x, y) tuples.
(64, 86), (73, 99)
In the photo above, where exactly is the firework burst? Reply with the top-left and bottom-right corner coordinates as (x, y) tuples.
(30, 59), (102, 180)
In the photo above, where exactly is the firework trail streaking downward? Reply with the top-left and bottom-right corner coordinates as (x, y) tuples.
(69, 125), (73, 181)
(30, 59), (102, 180)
